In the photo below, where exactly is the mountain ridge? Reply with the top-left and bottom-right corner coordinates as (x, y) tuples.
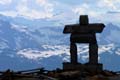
(0, 15), (120, 71)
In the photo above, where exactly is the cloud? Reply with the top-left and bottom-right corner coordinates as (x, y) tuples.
(0, 0), (120, 25)
(97, 0), (120, 11)
(36, 0), (53, 9)
(0, 0), (12, 5)
(98, 0), (117, 10)
(73, 3), (89, 15)
(37, 0), (54, 18)
(72, 3), (102, 23)
(0, 0), (54, 19)
(15, 0), (54, 19)
(70, 1), (120, 25)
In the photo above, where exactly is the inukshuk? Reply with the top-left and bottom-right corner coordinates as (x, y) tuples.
(63, 15), (105, 71)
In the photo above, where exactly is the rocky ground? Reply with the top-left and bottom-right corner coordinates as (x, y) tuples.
(0, 69), (120, 80)
(46, 69), (120, 80)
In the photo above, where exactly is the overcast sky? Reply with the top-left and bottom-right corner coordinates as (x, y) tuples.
(0, 0), (120, 25)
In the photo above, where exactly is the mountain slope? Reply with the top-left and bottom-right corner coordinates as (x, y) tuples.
(0, 15), (120, 71)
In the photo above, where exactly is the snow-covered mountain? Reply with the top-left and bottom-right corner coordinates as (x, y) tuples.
(0, 14), (120, 71)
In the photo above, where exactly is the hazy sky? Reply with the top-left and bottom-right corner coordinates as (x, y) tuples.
(0, 0), (120, 25)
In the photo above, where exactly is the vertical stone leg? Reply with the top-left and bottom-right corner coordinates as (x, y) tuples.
(70, 43), (77, 64)
(89, 43), (98, 64)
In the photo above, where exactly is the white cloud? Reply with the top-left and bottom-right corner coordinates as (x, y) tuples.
(74, 7), (85, 15)
(0, 0), (54, 19)
(35, 0), (54, 18)
(14, 0), (54, 19)
(72, 3), (101, 20)
(71, 5), (102, 25)
(71, 2), (120, 25)
(97, 0), (120, 10)
(36, 0), (53, 9)
(0, 0), (12, 5)
(98, 0), (117, 10)
(73, 3), (89, 15)
(0, 0), (120, 25)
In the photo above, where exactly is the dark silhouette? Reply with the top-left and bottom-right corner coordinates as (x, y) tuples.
(63, 15), (105, 71)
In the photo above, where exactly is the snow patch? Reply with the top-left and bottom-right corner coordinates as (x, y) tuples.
(16, 44), (116, 61)
(11, 24), (28, 33)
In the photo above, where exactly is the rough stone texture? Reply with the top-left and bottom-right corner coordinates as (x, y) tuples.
(63, 62), (103, 72)
(63, 15), (105, 71)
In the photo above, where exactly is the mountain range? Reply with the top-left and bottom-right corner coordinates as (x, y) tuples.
(0, 14), (120, 71)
